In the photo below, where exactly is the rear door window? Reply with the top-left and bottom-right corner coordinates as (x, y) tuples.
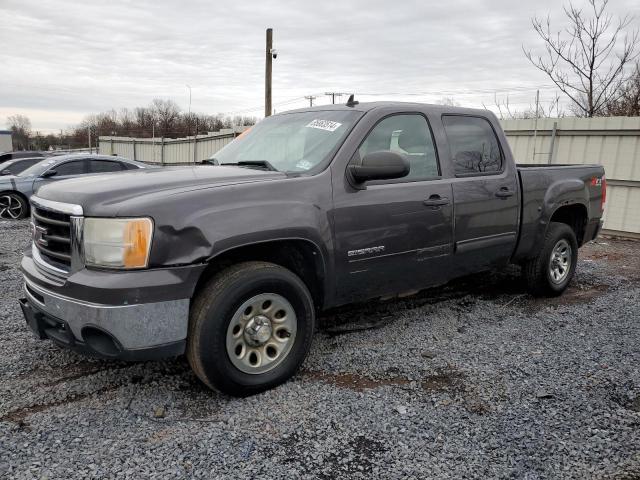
(442, 115), (503, 175)
(6, 159), (35, 174)
(88, 160), (124, 173)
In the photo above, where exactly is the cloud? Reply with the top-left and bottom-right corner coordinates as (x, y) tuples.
(0, 0), (637, 132)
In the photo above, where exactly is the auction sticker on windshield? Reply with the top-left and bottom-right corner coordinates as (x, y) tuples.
(305, 119), (342, 132)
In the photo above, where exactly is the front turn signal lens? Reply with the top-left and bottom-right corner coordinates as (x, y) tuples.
(84, 217), (153, 269)
(123, 219), (153, 268)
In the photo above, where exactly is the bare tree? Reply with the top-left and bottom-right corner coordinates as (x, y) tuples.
(523, 0), (638, 117)
(603, 61), (640, 115)
(151, 99), (181, 137)
(6, 114), (32, 150)
(437, 97), (460, 107)
(484, 93), (563, 120)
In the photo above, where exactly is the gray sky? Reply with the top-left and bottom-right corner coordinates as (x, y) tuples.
(1, 0), (637, 133)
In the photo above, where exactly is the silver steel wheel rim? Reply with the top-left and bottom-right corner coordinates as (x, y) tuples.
(549, 239), (572, 284)
(0, 195), (23, 219)
(226, 293), (297, 375)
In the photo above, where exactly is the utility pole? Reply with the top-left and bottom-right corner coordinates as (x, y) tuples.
(305, 95), (317, 107)
(265, 28), (273, 117)
(324, 92), (345, 104)
(87, 126), (92, 154)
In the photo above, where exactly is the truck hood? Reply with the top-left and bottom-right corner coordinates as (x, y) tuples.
(35, 166), (287, 213)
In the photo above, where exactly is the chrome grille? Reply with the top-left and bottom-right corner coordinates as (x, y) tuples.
(32, 206), (72, 267)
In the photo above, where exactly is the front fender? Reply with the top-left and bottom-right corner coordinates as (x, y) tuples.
(145, 173), (334, 270)
(150, 199), (332, 266)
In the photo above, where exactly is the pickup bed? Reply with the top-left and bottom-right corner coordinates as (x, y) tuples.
(19, 102), (605, 396)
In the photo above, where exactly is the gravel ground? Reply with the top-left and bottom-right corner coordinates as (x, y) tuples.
(1, 219), (639, 479)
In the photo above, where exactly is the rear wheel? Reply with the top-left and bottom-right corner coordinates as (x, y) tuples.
(523, 222), (578, 296)
(0, 193), (28, 219)
(187, 261), (315, 396)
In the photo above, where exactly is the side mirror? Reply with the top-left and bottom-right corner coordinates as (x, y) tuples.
(348, 151), (409, 185)
(0, 170), (11, 176)
(40, 169), (57, 178)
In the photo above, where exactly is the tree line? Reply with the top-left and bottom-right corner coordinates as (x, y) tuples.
(5, 98), (256, 151)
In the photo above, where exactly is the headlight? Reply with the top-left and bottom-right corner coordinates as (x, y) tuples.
(83, 217), (153, 269)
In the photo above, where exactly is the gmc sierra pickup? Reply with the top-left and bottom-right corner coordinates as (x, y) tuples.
(19, 102), (605, 396)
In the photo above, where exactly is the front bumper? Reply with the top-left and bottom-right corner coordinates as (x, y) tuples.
(20, 250), (206, 361)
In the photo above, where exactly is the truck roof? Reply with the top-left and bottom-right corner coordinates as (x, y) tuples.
(282, 101), (493, 117)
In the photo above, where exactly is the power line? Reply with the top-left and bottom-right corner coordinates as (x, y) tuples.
(224, 85), (561, 117)
(224, 95), (308, 116)
(356, 85), (558, 97)
(324, 92), (349, 104)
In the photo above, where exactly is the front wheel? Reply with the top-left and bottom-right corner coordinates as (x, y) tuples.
(187, 261), (315, 396)
(0, 193), (28, 219)
(523, 222), (578, 297)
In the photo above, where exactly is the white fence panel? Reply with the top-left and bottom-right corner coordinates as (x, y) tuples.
(98, 127), (246, 165)
(501, 117), (640, 236)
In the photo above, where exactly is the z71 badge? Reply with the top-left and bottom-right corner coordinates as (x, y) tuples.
(348, 246), (385, 257)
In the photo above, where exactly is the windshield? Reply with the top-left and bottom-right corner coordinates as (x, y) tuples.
(213, 110), (360, 172)
(18, 157), (58, 177)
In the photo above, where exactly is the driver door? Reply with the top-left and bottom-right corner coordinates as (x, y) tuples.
(331, 113), (454, 303)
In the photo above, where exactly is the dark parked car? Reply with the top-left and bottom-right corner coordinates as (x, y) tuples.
(19, 102), (605, 396)
(0, 157), (45, 176)
(0, 154), (150, 219)
(0, 151), (45, 169)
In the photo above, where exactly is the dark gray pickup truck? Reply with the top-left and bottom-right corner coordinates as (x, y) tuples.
(19, 102), (605, 396)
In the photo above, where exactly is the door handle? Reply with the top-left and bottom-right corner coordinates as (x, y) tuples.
(495, 188), (514, 199)
(423, 195), (450, 207)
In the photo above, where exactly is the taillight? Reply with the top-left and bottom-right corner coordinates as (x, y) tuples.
(601, 177), (607, 212)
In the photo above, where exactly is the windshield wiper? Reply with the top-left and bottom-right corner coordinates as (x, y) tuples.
(220, 160), (279, 172)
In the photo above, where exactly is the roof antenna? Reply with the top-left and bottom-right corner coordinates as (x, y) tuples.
(346, 94), (359, 107)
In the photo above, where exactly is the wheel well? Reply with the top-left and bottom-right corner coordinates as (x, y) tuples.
(0, 190), (30, 214)
(194, 240), (326, 310)
(550, 204), (587, 246)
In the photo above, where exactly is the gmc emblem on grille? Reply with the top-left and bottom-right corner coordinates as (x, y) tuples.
(34, 225), (49, 247)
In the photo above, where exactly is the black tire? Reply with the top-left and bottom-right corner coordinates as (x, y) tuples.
(523, 222), (578, 297)
(0, 192), (28, 220)
(187, 261), (315, 397)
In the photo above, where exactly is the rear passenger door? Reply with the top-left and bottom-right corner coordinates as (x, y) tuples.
(442, 115), (519, 274)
